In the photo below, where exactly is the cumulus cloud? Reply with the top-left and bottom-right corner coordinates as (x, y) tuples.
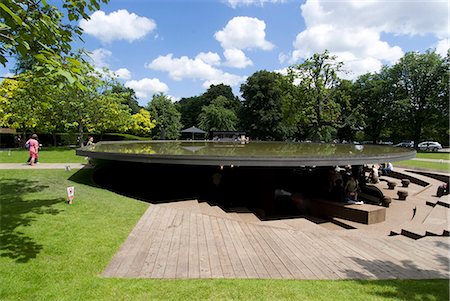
(88, 48), (112, 67)
(291, 25), (403, 78)
(435, 39), (449, 57)
(195, 52), (221, 66)
(146, 53), (245, 88)
(125, 78), (168, 99)
(80, 10), (156, 43)
(223, 49), (253, 68)
(215, 16), (274, 51)
(226, 0), (286, 8)
(113, 68), (132, 80)
(300, 0), (447, 38)
(289, 0), (446, 78)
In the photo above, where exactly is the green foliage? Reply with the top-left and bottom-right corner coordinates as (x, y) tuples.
(147, 93), (182, 139)
(176, 84), (240, 129)
(111, 85), (142, 114)
(0, 0), (109, 85)
(176, 96), (205, 128)
(130, 109), (156, 137)
(288, 50), (345, 142)
(389, 51), (448, 146)
(240, 70), (286, 140)
(198, 96), (238, 131)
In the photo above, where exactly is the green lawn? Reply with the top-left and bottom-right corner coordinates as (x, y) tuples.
(395, 160), (450, 172)
(416, 152), (450, 160)
(0, 169), (448, 301)
(0, 147), (86, 163)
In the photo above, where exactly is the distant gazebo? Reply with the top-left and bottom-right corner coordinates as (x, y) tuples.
(181, 126), (207, 140)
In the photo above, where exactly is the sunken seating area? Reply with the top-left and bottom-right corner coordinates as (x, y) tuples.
(310, 199), (386, 224)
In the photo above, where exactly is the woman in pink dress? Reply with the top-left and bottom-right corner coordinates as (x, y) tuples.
(28, 134), (39, 166)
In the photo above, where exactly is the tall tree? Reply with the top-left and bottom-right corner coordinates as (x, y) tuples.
(288, 50), (344, 142)
(202, 84), (241, 113)
(389, 51), (448, 146)
(147, 93), (182, 139)
(175, 96), (204, 128)
(198, 96), (238, 132)
(240, 70), (286, 140)
(111, 84), (141, 114)
(353, 69), (397, 143)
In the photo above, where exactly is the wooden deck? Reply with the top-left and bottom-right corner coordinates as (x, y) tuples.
(103, 201), (449, 279)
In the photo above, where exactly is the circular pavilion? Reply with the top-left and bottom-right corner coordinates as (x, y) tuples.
(76, 140), (415, 167)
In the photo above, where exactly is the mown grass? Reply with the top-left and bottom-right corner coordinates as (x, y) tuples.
(0, 147), (86, 163)
(0, 169), (448, 301)
(416, 152), (450, 160)
(395, 160), (450, 172)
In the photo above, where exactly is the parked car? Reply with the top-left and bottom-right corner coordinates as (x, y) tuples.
(418, 141), (442, 151)
(393, 141), (414, 148)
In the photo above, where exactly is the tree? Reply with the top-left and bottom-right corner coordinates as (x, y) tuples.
(111, 84), (141, 114)
(202, 84), (241, 113)
(175, 84), (240, 129)
(175, 96), (204, 128)
(147, 93), (182, 140)
(1, 0), (109, 85)
(353, 69), (398, 143)
(198, 96), (238, 132)
(389, 51), (448, 146)
(288, 50), (344, 142)
(240, 70), (286, 140)
(130, 109), (156, 137)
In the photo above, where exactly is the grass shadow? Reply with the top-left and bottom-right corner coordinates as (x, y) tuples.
(344, 251), (449, 300)
(0, 178), (65, 263)
(67, 167), (99, 188)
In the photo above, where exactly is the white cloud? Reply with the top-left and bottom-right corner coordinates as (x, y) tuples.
(289, 0), (448, 78)
(300, 0), (448, 39)
(436, 39), (449, 57)
(146, 53), (245, 88)
(89, 48), (112, 68)
(223, 49), (253, 68)
(195, 52), (221, 66)
(226, 0), (286, 8)
(125, 78), (168, 99)
(292, 25), (403, 78)
(214, 16), (274, 51)
(80, 10), (156, 43)
(113, 68), (132, 80)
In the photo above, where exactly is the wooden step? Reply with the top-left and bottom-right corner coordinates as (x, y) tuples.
(155, 199), (201, 213)
(437, 195), (450, 208)
(400, 225), (426, 240)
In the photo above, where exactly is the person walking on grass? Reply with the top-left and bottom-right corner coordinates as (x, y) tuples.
(27, 134), (39, 166)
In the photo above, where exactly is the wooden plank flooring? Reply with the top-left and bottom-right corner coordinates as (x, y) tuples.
(103, 203), (450, 279)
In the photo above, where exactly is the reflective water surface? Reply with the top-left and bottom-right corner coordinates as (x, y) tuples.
(84, 141), (413, 158)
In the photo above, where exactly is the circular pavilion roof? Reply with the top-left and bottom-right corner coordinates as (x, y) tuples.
(76, 140), (416, 167)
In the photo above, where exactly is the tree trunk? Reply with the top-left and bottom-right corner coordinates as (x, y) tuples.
(78, 123), (84, 147)
(52, 133), (57, 147)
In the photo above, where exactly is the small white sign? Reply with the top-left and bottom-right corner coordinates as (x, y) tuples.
(67, 186), (75, 204)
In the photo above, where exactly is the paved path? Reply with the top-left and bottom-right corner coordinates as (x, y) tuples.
(0, 163), (90, 169)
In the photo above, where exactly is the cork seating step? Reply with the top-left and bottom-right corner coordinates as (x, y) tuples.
(198, 201), (228, 218)
(154, 199), (201, 213)
(310, 199), (386, 225)
(425, 226), (449, 237)
(400, 224), (427, 240)
(437, 195), (450, 208)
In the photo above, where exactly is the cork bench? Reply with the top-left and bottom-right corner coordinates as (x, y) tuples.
(310, 199), (386, 225)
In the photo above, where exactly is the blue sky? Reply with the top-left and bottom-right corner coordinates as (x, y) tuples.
(2, 0), (448, 106)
